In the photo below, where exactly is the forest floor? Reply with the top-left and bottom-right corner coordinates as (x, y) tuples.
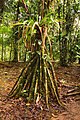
(0, 62), (80, 120)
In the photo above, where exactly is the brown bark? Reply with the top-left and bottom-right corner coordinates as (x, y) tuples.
(0, 0), (5, 23)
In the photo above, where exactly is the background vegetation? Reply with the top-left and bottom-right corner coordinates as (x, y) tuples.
(0, 0), (80, 65)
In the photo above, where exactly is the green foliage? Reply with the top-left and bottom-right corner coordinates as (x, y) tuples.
(0, 25), (11, 34)
(0, 0), (80, 63)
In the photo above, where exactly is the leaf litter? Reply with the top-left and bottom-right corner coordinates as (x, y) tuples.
(0, 62), (80, 120)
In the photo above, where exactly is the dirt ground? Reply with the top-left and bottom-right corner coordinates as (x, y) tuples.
(0, 62), (80, 120)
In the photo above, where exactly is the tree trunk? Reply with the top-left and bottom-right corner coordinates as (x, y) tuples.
(8, 0), (64, 108)
(0, 0), (5, 23)
(59, 0), (67, 66)
(13, 1), (20, 62)
(1, 33), (4, 61)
